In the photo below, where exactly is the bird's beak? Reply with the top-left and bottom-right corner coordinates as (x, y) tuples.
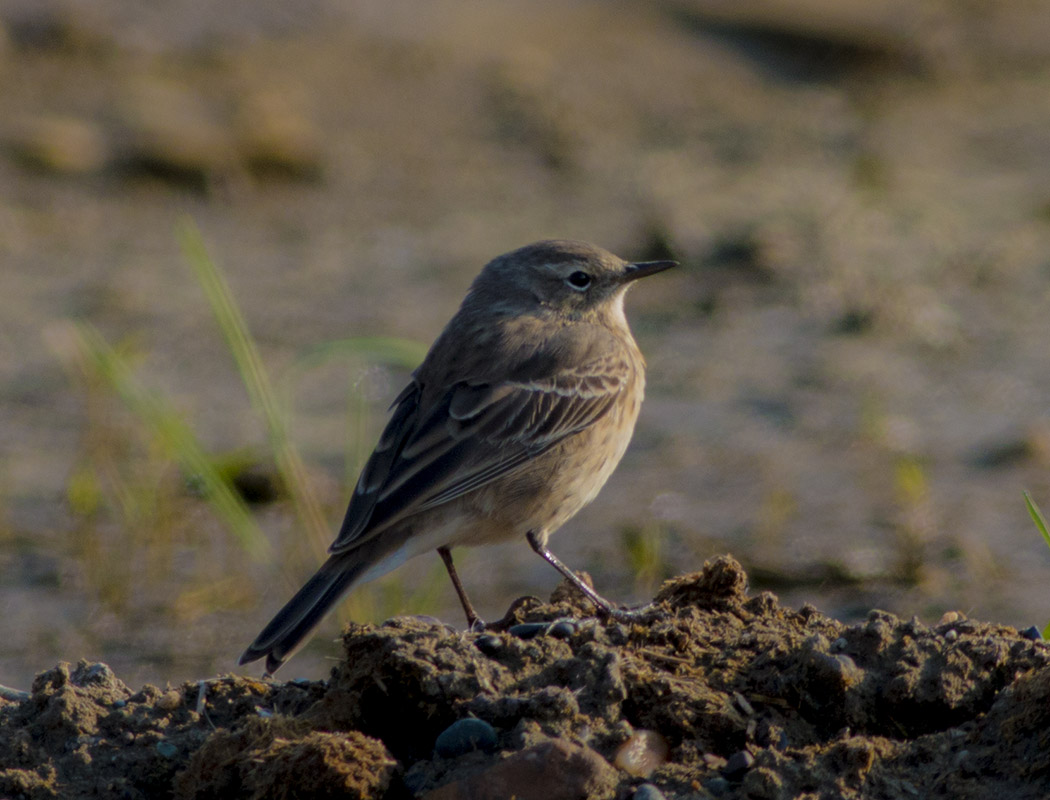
(623, 260), (678, 282)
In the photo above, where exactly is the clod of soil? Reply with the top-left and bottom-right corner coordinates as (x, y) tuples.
(2, 556), (1049, 799)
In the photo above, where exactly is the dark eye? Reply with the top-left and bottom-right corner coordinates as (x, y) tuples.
(566, 271), (591, 290)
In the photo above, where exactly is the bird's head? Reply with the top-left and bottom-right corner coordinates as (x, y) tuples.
(467, 239), (676, 325)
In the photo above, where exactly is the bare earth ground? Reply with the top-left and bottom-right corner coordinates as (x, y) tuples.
(3, 559), (1050, 799)
(1, 4), (1050, 787)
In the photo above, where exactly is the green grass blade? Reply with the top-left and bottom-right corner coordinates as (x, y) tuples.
(178, 218), (330, 559)
(1022, 491), (1050, 640)
(1024, 491), (1050, 551)
(56, 321), (271, 560)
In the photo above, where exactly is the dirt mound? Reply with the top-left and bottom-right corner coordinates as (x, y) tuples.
(2, 556), (1048, 799)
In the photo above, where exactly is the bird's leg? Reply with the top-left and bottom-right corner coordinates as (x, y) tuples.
(526, 530), (652, 621)
(437, 546), (485, 630)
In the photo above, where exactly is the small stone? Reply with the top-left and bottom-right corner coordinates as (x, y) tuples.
(704, 776), (731, 796)
(474, 635), (504, 656)
(423, 739), (617, 800)
(702, 753), (727, 769)
(155, 690), (182, 712)
(155, 740), (177, 759)
(614, 729), (669, 777)
(434, 718), (498, 758)
(832, 653), (860, 678)
(944, 630), (959, 642)
(722, 750), (754, 780)
(508, 622), (548, 640)
(549, 620), (576, 639)
(807, 649), (862, 689)
(732, 691), (755, 717)
(1019, 626), (1042, 641)
(633, 783), (667, 800)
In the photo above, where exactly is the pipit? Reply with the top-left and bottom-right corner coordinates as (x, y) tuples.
(240, 239), (676, 674)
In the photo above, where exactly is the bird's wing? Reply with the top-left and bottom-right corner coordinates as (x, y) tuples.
(329, 351), (628, 552)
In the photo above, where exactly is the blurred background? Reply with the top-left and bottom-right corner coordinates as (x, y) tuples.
(2, 0), (1050, 689)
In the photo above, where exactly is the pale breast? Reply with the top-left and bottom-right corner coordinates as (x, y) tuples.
(539, 354), (645, 535)
(453, 339), (646, 547)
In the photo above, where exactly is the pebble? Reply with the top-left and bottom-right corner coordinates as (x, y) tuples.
(434, 718), (498, 758)
(944, 630), (959, 642)
(155, 691), (182, 712)
(633, 783), (667, 800)
(1019, 626), (1042, 641)
(808, 650), (862, 688)
(722, 750), (754, 780)
(474, 635), (504, 657)
(549, 620), (577, 639)
(732, 691), (754, 717)
(155, 741), (177, 759)
(614, 729), (669, 777)
(508, 622), (548, 640)
(704, 776), (731, 796)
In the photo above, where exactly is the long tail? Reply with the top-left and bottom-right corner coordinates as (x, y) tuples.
(238, 552), (370, 676)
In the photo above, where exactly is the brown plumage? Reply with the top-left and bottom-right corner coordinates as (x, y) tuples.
(239, 240), (676, 674)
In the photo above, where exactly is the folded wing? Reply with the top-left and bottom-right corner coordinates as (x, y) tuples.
(330, 354), (628, 553)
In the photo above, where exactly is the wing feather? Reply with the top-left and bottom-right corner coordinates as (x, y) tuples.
(329, 353), (628, 554)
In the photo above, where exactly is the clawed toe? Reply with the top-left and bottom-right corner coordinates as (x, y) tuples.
(599, 602), (657, 622)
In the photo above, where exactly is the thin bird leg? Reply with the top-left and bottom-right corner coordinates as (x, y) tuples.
(526, 530), (651, 620)
(437, 546), (485, 630)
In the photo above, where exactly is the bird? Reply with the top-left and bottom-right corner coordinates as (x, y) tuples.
(239, 239), (676, 675)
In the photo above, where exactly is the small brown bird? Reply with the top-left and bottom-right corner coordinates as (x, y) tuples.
(239, 240), (676, 674)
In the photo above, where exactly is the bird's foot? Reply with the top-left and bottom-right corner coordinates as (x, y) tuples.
(596, 601), (658, 623)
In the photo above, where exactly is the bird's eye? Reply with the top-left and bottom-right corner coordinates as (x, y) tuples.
(566, 271), (591, 291)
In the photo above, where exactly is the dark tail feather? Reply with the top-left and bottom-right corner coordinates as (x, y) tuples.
(238, 554), (367, 675)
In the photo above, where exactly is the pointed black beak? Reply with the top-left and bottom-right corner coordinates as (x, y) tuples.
(623, 259), (678, 282)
